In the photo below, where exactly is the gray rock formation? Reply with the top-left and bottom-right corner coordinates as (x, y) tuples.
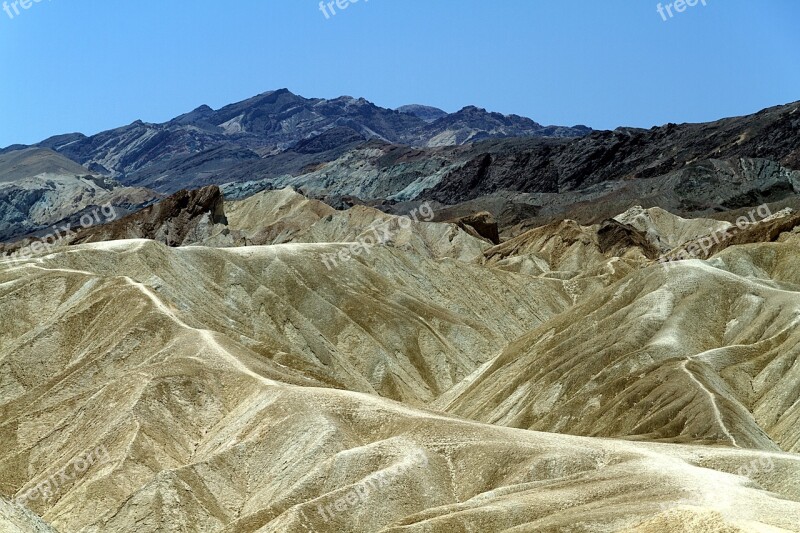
(0, 148), (158, 241)
(9, 89), (589, 192)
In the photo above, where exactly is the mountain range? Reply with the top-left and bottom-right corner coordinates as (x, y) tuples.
(3, 90), (800, 532)
(2, 90), (798, 245)
(1, 89), (589, 193)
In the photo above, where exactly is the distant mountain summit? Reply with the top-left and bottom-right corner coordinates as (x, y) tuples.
(397, 104), (448, 123)
(3, 90), (798, 236)
(1, 89), (590, 192)
(424, 105), (543, 146)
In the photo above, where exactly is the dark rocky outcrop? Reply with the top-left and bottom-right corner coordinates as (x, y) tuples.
(70, 185), (229, 247)
(597, 219), (660, 260)
(448, 211), (500, 244)
(705, 211), (800, 258)
(413, 156), (800, 237)
(427, 102), (800, 204)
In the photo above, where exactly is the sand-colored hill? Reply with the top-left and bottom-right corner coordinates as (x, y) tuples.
(486, 218), (657, 271)
(224, 186), (336, 244)
(0, 240), (568, 406)
(441, 238), (800, 453)
(482, 217), (659, 306)
(1, 241), (799, 531)
(614, 206), (733, 253)
(3, 195), (800, 531)
(226, 187), (492, 262)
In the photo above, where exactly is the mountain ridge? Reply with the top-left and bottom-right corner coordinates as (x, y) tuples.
(2, 94), (799, 249)
(2, 89), (589, 193)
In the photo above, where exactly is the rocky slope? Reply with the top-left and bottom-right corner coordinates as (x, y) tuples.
(69, 185), (231, 247)
(417, 155), (800, 238)
(5, 89), (588, 193)
(3, 228), (800, 531)
(220, 134), (800, 237)
(206, 143), (800, 231)
(0, 148), (158, 242)
(3, 166), (800, 531)
(5, 95), (798, 236)
(425, 103), (800, 204)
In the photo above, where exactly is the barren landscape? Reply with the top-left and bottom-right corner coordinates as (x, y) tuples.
(3, 177), (800, 531)
(2, 3), (799, 530)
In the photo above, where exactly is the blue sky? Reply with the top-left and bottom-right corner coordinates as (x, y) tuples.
(0, 0), (798, 147)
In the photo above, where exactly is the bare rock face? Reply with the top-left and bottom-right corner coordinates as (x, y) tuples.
(706, 210), (800, 257)
(447, 211), (500, 244)
(0, 498), (58, 532)
(0, 147), (158, 242)
(70, 185), (232, 247)
(426, 103), (800, 205)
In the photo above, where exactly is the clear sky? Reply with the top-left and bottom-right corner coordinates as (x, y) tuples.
(0, 0), (798, 147)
